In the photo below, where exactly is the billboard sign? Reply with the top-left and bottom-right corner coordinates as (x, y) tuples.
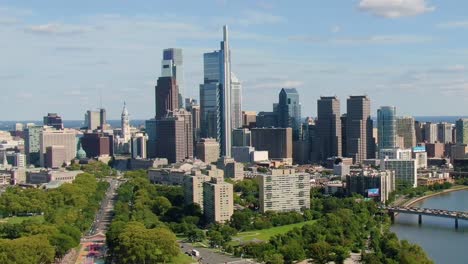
(413, 146), (426, 153)
(367, 188), (380, 197)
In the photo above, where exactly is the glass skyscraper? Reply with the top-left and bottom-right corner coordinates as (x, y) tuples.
(162, 48), (184, 108)
(277, 88), (302, 140)
(377, 106), (396, 150)
(200, 25), (236, 157)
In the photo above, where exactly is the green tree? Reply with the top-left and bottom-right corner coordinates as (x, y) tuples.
(309, 241), (333, 264)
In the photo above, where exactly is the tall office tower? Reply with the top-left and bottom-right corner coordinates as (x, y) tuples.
(161, 48), (184, 108)
(130, 133), (147, 159)
(256, 111), (278, 127)
(155, 109), (193, 163)
(341, 114), (347, 156)
(232, 128), (251, 147)
(196, 138), (220, 164)
(186, 99), (201, 143)
(377, 106), (396, 150)
(200, 25), (233, 157)
(456, 118), (468, 144)
(242, 111), (257, 128)
(346, 96), (372, 164)
(277, 88), (302, 140)
(155, 77), (179, 120)
(437, 122), (453, 143)
(43, 113), (64, 130)
(121, 102), (131, 142)
(39, 128), (77, 167)
(184, 172), (210, 211)
(414, 121), (424, 143)
(423, 122), (438, 143)
(251, 127), (293, 160)
(231, 73), (242, 129)
(396, 117), (416, 149)
(85, 109), (107, 131)
(257, 168), (310, 213)
(81, 132), (113, 158)
(25, 125), (43, 165)
(145, 119), (157, 158)
(316, 96), (342, 161)
(203, 176), (234, 223)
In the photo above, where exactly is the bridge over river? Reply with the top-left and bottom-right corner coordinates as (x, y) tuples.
(384, 206), (468, 229)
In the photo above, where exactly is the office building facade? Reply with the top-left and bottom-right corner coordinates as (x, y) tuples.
(377, 106), (396, 150)
(43, 113), (64, 130)
(346, 96), (373, 163)
(156, 109), (193, 163)
(456, 119), (468, 144)
(277, 88), (302, 140)
(155, 77), (179, 120)
(39, 128), (77, 167)
(316, 96), (342, 160)
(396, 117), (416, 149)
(251, 127), (293, 160)
(196, 138), (220, 164)
(161, 48), (184, 107)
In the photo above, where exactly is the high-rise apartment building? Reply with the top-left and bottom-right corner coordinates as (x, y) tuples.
(257, 168), (310, 213)
(316, 96), (342, 160)
(155, 77), (179, 120)
(43, 113), (64, 130)
(346, 96), (373, 163)
(377, 106), (396, 150)
(423, 122), (438, 143)
(346, 170), (395, 203)
(396, 117), (416, 149)
(196, 138), (220, 164)
(156, 109), (193, 163)
(39, 128), (77, 167)
(199, 26), (234, 157)
(203, 176), (233, 223)
(381, 158), (417, 188)
(161, 48), (184, 108)
(184, 172), (210, 211)
(277, 88), (302, 140)
(437, 122), (453, 144)
(25, 125), (43, 165)
(456, 118), (468, 144)
(251, 127), (293, 160)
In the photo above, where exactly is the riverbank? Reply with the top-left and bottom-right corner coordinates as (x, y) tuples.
(401, 185), (468, 207)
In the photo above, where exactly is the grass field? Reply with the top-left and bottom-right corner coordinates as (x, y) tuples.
(171, 253), (195, 264)
(233, 220), (315, 244)
(0, 215), (44, 224)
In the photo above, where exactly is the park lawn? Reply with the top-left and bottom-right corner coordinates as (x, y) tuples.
(0, 215), (44, 224)
(234, 220), (316, 244)
(171, 253), (196, 264)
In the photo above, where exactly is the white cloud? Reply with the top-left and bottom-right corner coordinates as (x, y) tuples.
(358, 0), (435, 18)
(250, 79), (304, 90)
(333, 34), (432, 44)
(24, 23), (91, 35)
(437, 20), (468, 29)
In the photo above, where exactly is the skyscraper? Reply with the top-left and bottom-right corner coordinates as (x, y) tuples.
(155, 109), (193, 163)
(277, 88), (302, 140)
(162, 48), (184, 108)
(155, 77), (179, 119)
(423, 122), (437, 143)
(85, 109), (106, 131)
(43, 113), (64, 130)
(437, 122), (453, 143)
(346, 95), (373, 164)
(456, 118), (468, 144)
(316, 96), (342, 160)
(377, 106), (396, 150)
(231, 73), (242, 129)
(199, 25), (234, 157)
(396, 116), (416, 149)
(251, 127), (293, 160)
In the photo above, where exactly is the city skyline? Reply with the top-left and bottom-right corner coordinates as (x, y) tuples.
(1, 0), (468, 120)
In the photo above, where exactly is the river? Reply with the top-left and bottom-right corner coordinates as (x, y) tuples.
(391, 190), (468, 264)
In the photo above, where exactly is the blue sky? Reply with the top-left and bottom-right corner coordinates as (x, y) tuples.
(1, 0), (467, 120)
